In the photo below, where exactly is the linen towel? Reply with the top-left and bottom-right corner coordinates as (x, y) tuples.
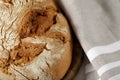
(58, 0), (120, 80)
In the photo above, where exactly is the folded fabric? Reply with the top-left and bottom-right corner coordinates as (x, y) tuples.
(58, 0), (120, 80)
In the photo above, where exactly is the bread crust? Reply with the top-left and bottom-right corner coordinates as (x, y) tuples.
(0, 0), (72, 80)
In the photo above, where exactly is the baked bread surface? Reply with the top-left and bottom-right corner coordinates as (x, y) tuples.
(0, 0), (72, 80)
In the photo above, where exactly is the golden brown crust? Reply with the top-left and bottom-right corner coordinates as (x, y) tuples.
(18, 8), (56, 38)
(48, 42), (72, 80)
(10, 42), (45, 66)
(0, 42), (46, 74)
(18, 8), (66, 42)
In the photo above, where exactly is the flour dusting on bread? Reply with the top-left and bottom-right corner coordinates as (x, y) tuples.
(0, 0), (72, 80)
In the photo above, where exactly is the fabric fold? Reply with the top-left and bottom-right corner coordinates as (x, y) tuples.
(58, 0), (120, 80)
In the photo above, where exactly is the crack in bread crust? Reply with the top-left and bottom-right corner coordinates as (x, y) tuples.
(10, 42), (46, 66)
(0, 42), (45, 74)
(18, 8), (66, 42)
(18, 8), (56, 38)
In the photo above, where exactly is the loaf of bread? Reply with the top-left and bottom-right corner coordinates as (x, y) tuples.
(0, 0), (72, 80)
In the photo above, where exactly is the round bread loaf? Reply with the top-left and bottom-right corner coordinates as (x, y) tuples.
(0, 0), (72, 80)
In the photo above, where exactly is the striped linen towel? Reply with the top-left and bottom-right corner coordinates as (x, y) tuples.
(57, 0), (120, 80)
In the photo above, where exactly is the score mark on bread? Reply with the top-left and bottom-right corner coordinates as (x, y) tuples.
(18, 8), (55, 38)
(10, 42), (46, 66)
(18, 8), (66, 42)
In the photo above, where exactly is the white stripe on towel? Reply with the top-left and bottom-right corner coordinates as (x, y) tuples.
(109, 74), (120, 80)
(98, 60), (120, 76)
(87, 41), (120, 61)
